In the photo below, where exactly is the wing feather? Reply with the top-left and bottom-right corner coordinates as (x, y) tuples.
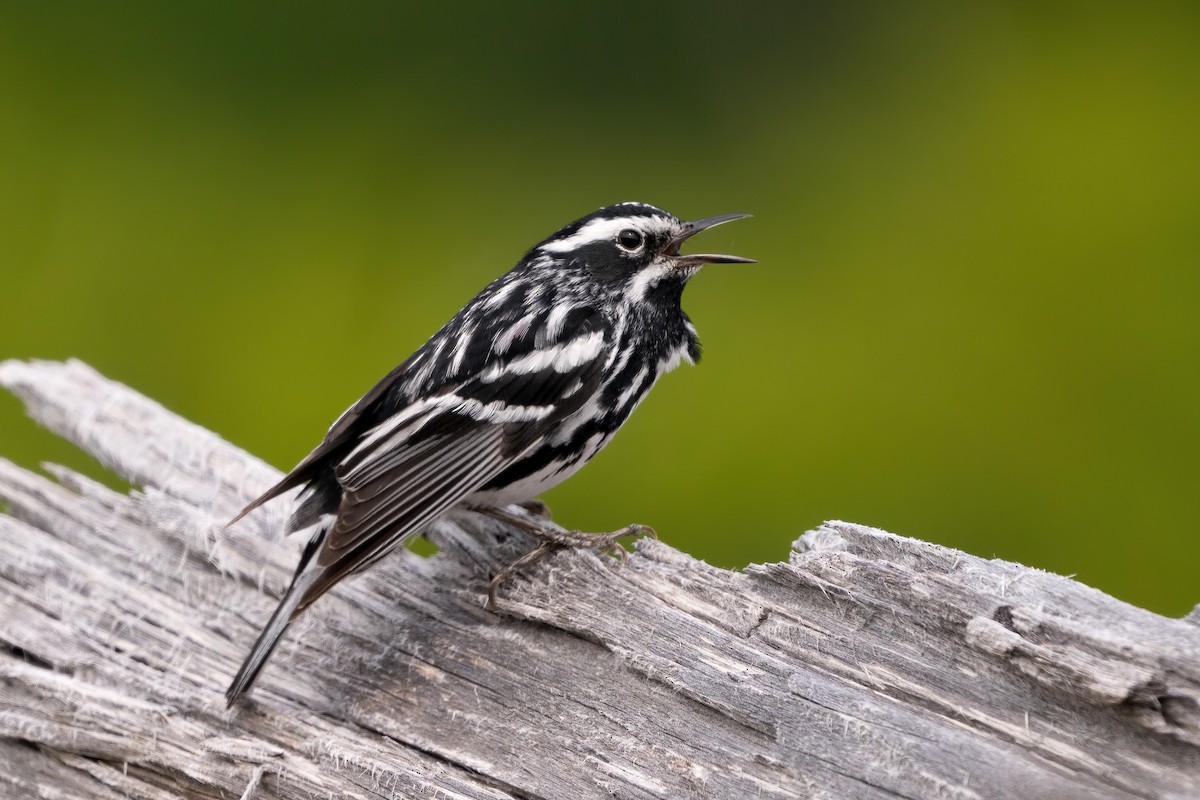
(322, 422), (510, 559)
(296, 310), (612, 604)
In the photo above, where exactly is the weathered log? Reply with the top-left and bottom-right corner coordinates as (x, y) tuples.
(0, 359), (1197, 799)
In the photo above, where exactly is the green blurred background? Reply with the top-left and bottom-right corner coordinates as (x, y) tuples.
(2, 3), (1197, 615)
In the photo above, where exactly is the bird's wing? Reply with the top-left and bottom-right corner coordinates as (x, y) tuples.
(226, 354), (423, 525)
(296, 309), (611, 606)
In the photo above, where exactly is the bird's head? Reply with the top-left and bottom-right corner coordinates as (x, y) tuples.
(532, 202), (753, 304)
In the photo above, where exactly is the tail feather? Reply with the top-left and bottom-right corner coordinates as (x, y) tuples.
(226, 475), (296, 528)
(225, 527), (325, 707)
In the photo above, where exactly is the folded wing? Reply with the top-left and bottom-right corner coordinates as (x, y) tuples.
(295, 308), (610, 608)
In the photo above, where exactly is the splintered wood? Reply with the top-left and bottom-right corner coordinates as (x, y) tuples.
(1, 359), (1197, 799)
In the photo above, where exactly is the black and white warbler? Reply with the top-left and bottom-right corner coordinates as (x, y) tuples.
(225, 201), (752, 705)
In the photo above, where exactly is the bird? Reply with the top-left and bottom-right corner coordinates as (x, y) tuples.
(224, 201), (753, 705)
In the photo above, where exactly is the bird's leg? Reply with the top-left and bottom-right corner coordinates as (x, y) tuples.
(518, 498), (553, 520)
(486, 506), (655, 556)
(486, 540), (557, 610)
(482, 506), (655, 609)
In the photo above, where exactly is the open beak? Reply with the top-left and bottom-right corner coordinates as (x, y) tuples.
(666, 212), (755, 266)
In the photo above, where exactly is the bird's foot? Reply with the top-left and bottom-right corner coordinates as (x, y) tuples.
(483, 507), (655, 610)
(521, 521), (656, 560)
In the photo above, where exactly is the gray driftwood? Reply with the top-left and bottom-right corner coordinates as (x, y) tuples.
(1, 359), (1198, 800)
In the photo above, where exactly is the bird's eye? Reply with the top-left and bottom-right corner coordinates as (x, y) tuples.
(616, 229), (644, 253)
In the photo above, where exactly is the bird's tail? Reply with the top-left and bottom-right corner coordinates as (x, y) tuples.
(225, 527), (325, 707)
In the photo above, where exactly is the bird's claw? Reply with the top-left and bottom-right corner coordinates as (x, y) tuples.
(486, 540), (556, 611)
(484, 521), (655, 611)
(589, 523), (655, 559)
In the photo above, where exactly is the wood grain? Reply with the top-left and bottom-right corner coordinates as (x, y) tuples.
(1, 359), (1197, 799)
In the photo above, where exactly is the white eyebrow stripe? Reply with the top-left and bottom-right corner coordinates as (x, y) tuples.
(540, 216), (671, 253)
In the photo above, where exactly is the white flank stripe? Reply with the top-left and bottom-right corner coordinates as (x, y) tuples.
(342, 415), (449, 485)
(449, 323), (475, 375)
(606, 328), (634, 376)
(493, 313), (536, 354)
(485, 330), (604, 378)
(561, 376), (585, 397)
(344, 403), (434, 463)
(615, 367), (648, 412)
(440, 393), (554, 423)
(604, 316), (629, 371)
(411, 338), (445, 389)
(547, 394), (603, 445)
(484, 280), (517, 309)
(545, 304), (573, 339)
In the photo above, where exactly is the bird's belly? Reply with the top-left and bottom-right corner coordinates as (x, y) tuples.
(463, 360), (666, 510)
(464, 431), (611, 508)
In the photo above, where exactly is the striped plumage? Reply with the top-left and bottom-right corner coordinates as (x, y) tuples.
(225, 201), (752, 705)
